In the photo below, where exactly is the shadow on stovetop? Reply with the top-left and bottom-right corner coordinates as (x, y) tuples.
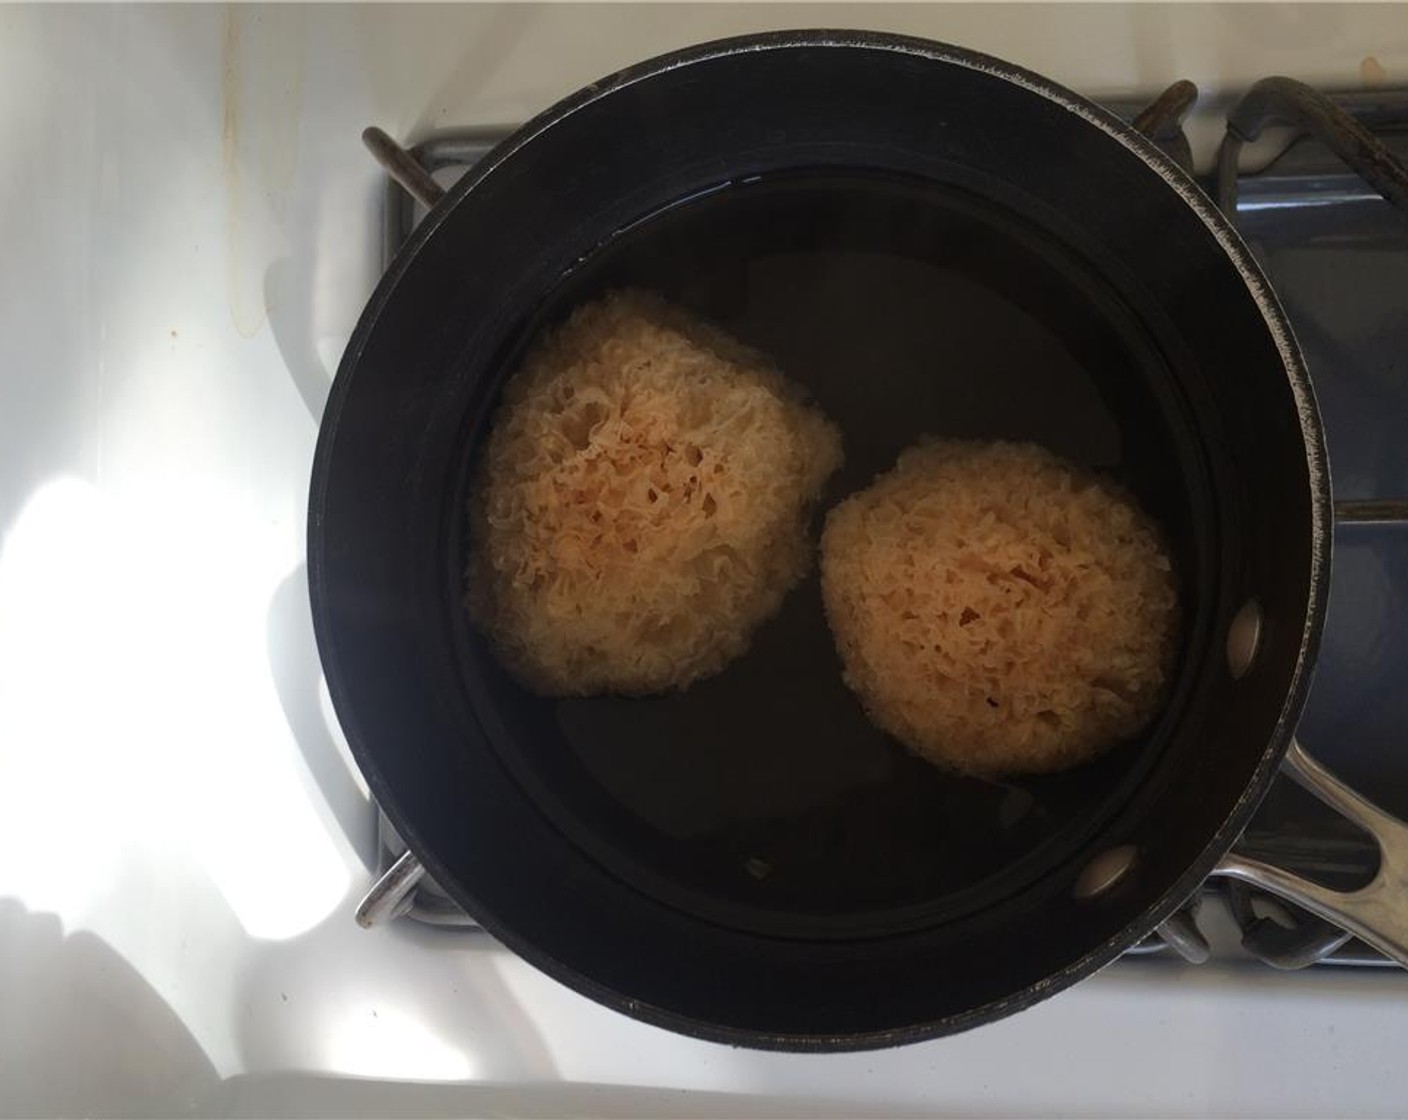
(200, 1073), (931, 1119)
(0, 898), (220, 1118)
(266, 562), (378, 872)
(264, 258), (335, 424)
(0, 893), (569, 1115)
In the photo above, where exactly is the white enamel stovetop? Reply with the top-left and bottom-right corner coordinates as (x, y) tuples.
(3, 5), (1408, 1117)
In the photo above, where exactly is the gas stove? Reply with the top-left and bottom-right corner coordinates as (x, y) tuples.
(9, 7), (1408, 1115)
(356, 80), (1408, 971)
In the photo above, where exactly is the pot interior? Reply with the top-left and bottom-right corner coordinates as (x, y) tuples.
(449, 169), (1217, 939)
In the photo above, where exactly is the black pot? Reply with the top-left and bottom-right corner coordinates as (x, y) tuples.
(309, 32), (1407, 1050)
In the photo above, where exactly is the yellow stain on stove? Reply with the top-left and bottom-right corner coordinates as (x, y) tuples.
(222, 4), (308, 340)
